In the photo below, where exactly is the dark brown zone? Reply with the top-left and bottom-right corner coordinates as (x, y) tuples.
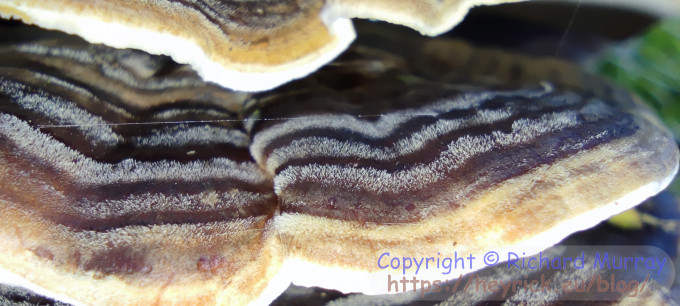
(256, 88), (601, 173)
(248, 82), (488, 148)
(275, 108), (638, 223)
(0, 44), (250, 118)
(63, 214), (267, 276)
(0, 48), (237, 102)
(0, 72), (254, 163)
(0, 132), (276, 231)
(42, 211), (269, 276)
(0, 54), (226, 107)
(197, 255), (232, 276)
(74, 230), (262, 276)
(81, 246), (153, 275)
(166, 0), (313, 37)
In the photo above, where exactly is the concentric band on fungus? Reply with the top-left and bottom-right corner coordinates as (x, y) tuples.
(0, 28), (285, 305)
(0, 24), (678, 304)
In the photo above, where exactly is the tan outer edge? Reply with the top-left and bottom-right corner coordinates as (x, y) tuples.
(0, 1), (356, 92)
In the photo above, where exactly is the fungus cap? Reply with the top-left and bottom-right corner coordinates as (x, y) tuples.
(0, 21), (678, 304)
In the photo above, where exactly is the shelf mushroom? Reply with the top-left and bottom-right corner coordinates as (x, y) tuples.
(0, 22), (678, 304)
(0, 0), (525, 92)
(0, 1), (679, 305)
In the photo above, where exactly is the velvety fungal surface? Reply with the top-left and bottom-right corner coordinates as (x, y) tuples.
(0, 25), (283, 305)
(0, 23), (677, 305)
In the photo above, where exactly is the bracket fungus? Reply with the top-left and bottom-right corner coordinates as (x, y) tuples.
(0, 18), (679, 304)
(0, 0), (525, 92)
(0, 1), (679, 306)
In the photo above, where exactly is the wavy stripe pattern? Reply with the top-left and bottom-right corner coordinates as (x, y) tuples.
(250, 75), (638, 222)
(0, 29), (281, 305)
(0, 24), (677, 305)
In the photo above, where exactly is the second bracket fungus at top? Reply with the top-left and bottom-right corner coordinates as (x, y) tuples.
(0, 0), (521, 92)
